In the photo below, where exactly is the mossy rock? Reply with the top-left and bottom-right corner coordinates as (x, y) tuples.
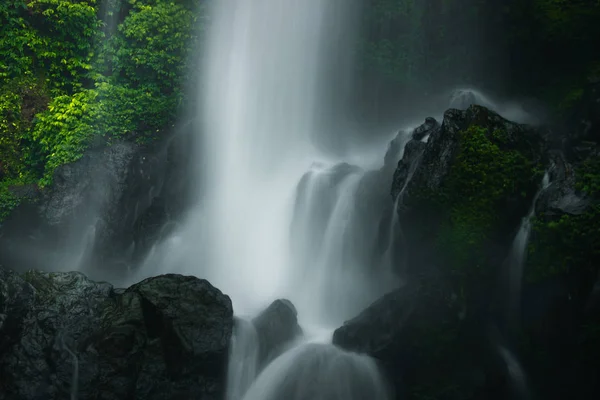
(395, 105), (547, 301)
(526, 149), (600, 295)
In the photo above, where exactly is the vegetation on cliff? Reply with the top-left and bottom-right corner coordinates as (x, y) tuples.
(405, 117), (544, 297)
(527, 155), (600, 289)
(0, 0), (203, 219)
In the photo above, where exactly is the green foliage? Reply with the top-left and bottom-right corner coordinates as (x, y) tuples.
(0, 0), (101, 93)
(575, 157), (600, 196)
(107, 0), (197, 91)
(527, 156), (600, 284)
(0, 78), (48, 179)
(27, 0), (101, 93)
(32, 81), (180, 184)
(0, 180), (22, 221)
(0, 89), (24, 178)
(426, 126), (537, 278)
(0, 1), (35, 81)
(0, 0), (203, 219)
(32, 89), (99, 184)
(526, 205), (600, 283)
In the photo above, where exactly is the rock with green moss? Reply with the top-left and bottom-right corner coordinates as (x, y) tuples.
(526, 147), (600, 288)
(0, 267), (233, 400)
(516, 143), (600, 399)
(393, 105), (546, 303)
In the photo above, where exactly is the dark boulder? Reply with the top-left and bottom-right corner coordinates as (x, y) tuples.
(0, 268), (233, 400)
(252, 299), (302, 369)
(333, 281), (506, 400)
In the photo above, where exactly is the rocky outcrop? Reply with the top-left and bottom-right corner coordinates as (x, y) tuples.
(252, 299), (302, 369)
(0, 268), (233, 400)
(341, 104), (598, 400)
(391, 106), (547, 298)
(411, 116), (439, 141)
(391, 139), (427, 200)
(536, 151), (590, 217)
(333, 283), (506, 400)
(0, 128), (196, 280)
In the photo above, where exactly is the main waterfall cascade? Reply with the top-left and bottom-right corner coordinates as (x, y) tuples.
(116, 1), (542, 398)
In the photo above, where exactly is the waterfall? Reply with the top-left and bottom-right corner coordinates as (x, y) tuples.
(121, 1), (552, 397)
(128, 0), (393, 398)
(492, 171), (551, 400)
(505, 172), (551, 330)
(227, 319), (259, 400)
(289, 162), (400, 327)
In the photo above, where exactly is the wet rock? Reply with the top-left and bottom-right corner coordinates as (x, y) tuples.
(0, 268), (233, 400)
(0, 128), (195, 279)
(391, 139), (427, 200)
(394, 105), (546, 205)
(252, 299), (302, 369)
(412, 117), (439, 141)
(333, 281), (502, 400)
(383, 130), (410, 168)
(536, 151), (590, 216)
(391, 105), (547, 299)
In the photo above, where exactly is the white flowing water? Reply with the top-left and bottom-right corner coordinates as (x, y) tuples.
(505, 172), (551, 329)
(449, 88), (537, 124)
(128, 1), (393, 399)
(241, 343), (391, 400)
(492, 172), (551, 400)
(120, 2), (546, 399)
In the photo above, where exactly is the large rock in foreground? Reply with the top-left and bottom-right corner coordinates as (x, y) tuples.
(332, 283), (506, 400)
(0, 268), (233, 400)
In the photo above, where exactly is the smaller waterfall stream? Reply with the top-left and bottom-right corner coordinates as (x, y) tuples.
(227, 319), (260, 400)
(506, 172), (551, 330)
(494, 171), (551, 400)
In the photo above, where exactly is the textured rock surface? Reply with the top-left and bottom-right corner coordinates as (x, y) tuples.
(536, 151), (591, 216)
(0, 128), (195, 279)
(0, 268), (233, 400)
(394, 106), (546, 207)
(333, 282), (503, 400)
(252, 299), (302, 370)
